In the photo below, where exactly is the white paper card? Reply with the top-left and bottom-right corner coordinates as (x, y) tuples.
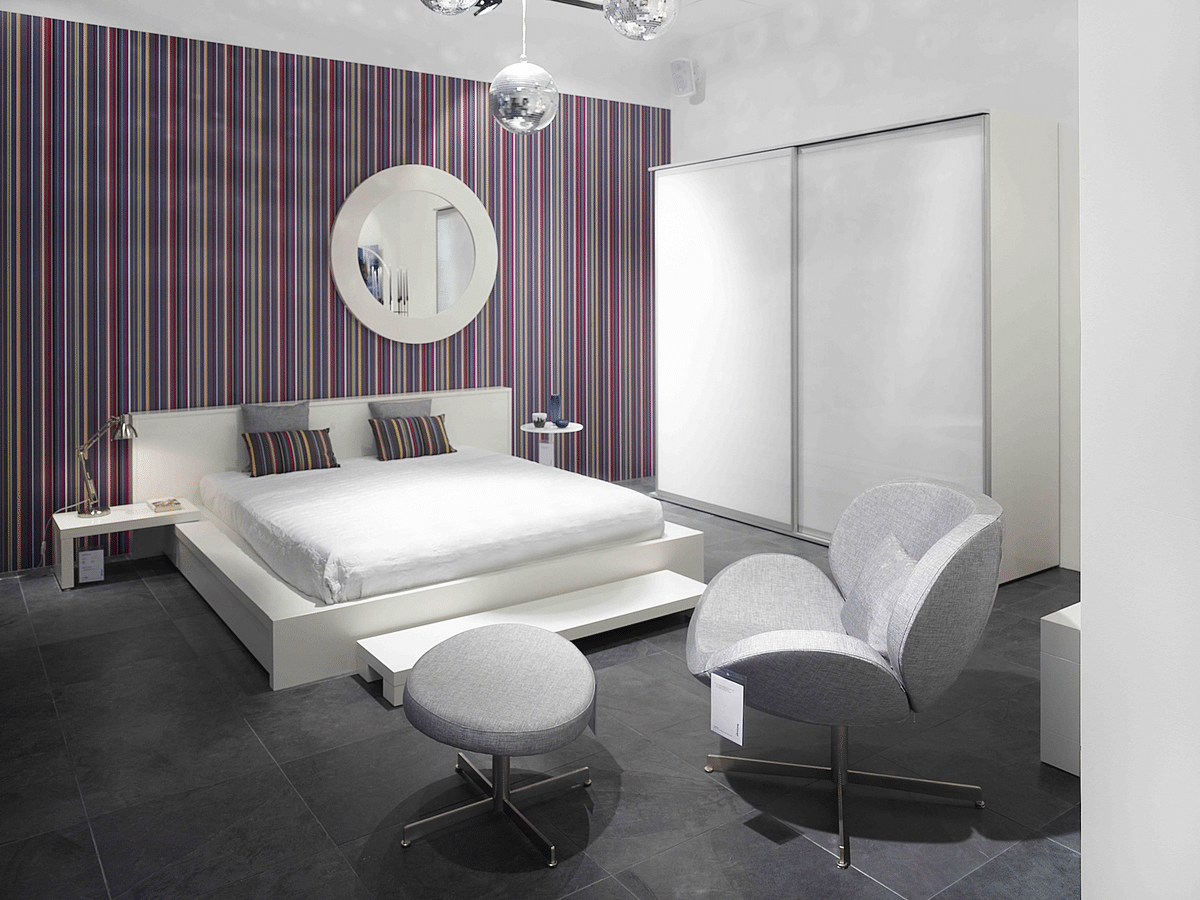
(710, 669), (745, 745)
(77, 548), (105, 584)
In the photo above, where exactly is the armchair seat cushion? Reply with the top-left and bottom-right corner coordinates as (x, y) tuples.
(687, 554), (844, 676)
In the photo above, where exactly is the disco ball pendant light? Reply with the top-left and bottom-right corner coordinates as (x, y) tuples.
(489, 0), (559, 135)
(604, 0), (679, 41)
(419, 0), (478, 14)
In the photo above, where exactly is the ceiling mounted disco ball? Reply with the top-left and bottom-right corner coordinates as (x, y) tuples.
(604, 0), (680, 41)
(419, 0), (478, 15)
(489, 60), (560, 135)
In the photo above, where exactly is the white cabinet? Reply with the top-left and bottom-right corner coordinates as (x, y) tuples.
(1040, 602), (1081, 775)
(655, 112), (1059, 582)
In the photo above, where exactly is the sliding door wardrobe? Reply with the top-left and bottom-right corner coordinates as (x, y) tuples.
(654, 112), (1059, 582)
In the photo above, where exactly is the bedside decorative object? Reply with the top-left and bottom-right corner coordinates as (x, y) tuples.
(147, 497), (183, 513)
(76, 413), (138, 517)
(554, 418), (568, 429)
(520, 421), (583, 467)
(532, 412), (548, 427)
(547, 393), (562, 424)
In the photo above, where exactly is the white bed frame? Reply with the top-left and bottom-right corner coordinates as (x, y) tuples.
(130, 388), (705, 689)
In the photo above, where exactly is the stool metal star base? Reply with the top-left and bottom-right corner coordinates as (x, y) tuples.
(401, 752), (590, 867)
(705, 726), (985, 870)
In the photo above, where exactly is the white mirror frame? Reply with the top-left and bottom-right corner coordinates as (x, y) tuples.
(330, 165), (498, 344)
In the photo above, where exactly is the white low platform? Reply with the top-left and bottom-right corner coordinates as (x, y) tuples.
(1040, 602), (1081, 776)
(358, 569), (707, 705)
(166, 513), (704, 690)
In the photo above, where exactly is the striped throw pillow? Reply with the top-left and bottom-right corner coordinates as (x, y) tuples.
(242, 428), (340, 478)
(369, 414), (456, 461)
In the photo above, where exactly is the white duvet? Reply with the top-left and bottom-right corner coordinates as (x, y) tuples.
(199, 447), (665, 605)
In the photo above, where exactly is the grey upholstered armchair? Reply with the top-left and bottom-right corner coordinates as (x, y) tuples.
(686, 479), (1003, 869)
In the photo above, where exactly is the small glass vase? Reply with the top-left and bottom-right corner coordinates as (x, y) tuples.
(547, 393), (562, 425)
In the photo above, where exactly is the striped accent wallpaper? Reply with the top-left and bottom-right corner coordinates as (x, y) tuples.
(1, 12), (669, 573)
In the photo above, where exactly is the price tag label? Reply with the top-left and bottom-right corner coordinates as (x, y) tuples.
(77, 549), (105, 584)
(710, 668), (745, 746)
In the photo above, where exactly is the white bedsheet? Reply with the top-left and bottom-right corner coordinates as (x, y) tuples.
(199, 447), (665, 605)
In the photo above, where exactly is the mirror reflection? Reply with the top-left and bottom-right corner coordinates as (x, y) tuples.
(357, 190), (476, 319)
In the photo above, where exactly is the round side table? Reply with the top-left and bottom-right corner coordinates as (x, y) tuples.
(520, 421), (583, 467)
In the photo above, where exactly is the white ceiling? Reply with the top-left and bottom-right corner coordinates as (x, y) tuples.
(678, 0), (791, 37)
(0, 0), (792, 106)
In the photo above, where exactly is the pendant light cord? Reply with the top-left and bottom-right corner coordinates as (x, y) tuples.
(521, 0), (528, 61)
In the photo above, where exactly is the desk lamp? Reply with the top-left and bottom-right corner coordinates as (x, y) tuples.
(76, 413), (137, 517)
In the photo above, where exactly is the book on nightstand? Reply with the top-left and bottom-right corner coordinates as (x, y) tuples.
(147, 498), (182, 514)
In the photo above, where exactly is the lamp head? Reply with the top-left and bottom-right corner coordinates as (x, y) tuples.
(113, 413), (138, 441)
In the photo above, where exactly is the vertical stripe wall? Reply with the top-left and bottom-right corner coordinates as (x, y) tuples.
(1, 13), (669, 574)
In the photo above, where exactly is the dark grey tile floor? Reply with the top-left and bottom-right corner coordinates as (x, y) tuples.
(0, 491), (1080, 899)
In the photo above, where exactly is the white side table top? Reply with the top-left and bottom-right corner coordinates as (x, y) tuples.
(52, 498), (201, 538)
(520, 422), (583, 435)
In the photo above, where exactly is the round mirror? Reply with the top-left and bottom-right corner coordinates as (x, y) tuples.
(331, 165), (498, 344)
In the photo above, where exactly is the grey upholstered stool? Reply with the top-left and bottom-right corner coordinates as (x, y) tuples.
(401, 623), (595, 867)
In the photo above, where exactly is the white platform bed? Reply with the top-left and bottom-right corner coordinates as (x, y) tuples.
(130, 387), (705, 690)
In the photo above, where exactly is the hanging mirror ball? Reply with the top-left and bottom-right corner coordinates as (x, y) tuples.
(603, 0), (680, 41)
(419, 0), (478, 15)
(489, 61), (560, 134)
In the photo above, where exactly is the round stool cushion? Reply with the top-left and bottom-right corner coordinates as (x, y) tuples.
(403, 623), (596, 757)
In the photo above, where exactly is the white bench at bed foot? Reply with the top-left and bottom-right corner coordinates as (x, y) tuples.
(357, 569), (706, 706)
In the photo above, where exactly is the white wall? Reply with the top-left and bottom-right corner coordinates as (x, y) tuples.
(657, 0), (1082, 569)
(1079, 2), (1200, 896)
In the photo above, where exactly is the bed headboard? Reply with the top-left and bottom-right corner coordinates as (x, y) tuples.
(130, 387), (513, 503)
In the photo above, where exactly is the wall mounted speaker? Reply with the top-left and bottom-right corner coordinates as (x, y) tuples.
(670, 58), (700, 98)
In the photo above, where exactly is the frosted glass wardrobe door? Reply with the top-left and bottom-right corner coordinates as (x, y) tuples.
(797, 118), (986, 536)
(656, 149), (794, 527)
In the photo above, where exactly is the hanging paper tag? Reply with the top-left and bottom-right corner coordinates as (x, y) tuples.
(710, 667), (745, 746)
(77, 549), (105, 584)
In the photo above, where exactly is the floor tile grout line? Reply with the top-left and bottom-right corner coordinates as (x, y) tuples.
(555, 873), (640, 900)
(270, 748), (380, 900)
(85, 658), (375, 900)
(94, 651), (344, 895)
(1041, 832), (1082, 856)
(139, 560), (175, 620)
(23, 577), (118, 900)
(237, 710), (408, 770)
(583, 815), (753, 896)
(82, 817), (116, 900)
(842, 850), (911, 900)
(922, 835), (1029, 900)
(539, 720), (764, 884)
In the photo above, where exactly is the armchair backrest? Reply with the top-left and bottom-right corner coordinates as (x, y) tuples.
(829, 480), (1003, 712)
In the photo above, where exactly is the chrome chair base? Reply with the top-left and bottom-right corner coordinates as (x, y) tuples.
(401, 752), (590, 867)
(705, 726), (984, 869)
